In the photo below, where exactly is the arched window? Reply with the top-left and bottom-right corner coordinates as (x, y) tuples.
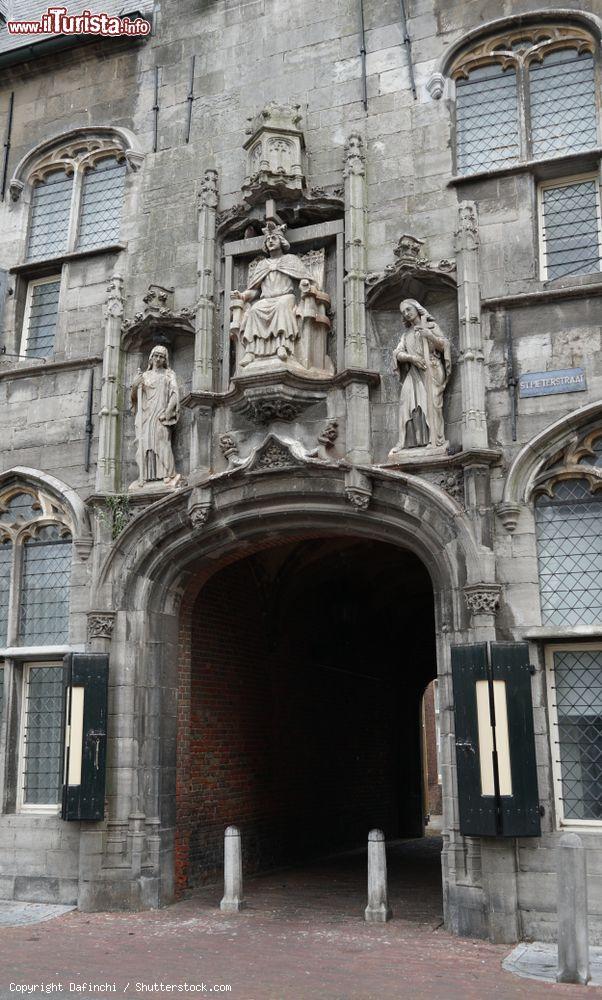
(534, 431), (602, 626)
(26, 143), (127, 261)
(452, 25), (598, 174)
(534, 429), (602, 825)
(0, 486), (72, 647)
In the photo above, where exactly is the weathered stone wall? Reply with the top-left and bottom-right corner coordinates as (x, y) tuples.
(0, 0), (601, 940)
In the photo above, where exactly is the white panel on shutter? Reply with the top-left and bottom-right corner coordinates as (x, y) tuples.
(456, 63), (520, 174)
(27, 170), (72, 261)
(76, 158), (126, 250)
(530, 49), (597, 159)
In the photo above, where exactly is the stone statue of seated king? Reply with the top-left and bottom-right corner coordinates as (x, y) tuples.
(230, 220), (333, 378)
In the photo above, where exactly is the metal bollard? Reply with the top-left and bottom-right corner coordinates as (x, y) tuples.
(557, 832), (590, 985)
(220, 825), (245, 913)
(364, 829), (392, 923)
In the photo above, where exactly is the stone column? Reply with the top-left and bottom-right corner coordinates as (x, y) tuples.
(193, 169), (219, 393)
(557, 833), (590, 985)
(96, 275), (124, 493)
(343, 134), (372, 465)
(455, 202), (487, 451)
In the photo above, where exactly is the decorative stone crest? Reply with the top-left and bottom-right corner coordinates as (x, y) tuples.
(463, 584), (501, 617)
(121, 283), (195, 349)
(393, 235), (428, 269)
(365, 231), (456, 307)
(188, 486), (212, 528)
(87, 611), (116, 641)
(242, 103), (305, 204)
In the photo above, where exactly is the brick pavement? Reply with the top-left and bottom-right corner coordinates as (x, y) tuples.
(0, 840), (592, 1000)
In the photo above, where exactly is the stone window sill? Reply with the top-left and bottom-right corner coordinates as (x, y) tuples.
(521, 626), (602, 641)
(10, 243), (126, 276)
(449, 147), (602, 187)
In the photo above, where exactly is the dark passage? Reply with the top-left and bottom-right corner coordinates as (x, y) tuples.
(181, 538), (437, 887)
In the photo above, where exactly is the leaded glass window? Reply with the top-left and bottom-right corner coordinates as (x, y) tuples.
(530, 50), (597, 160)
(21, 277), (61, 359)
(21, 664), (64, 807)
(0, 539), (11, 646)
(24, 142), (128, 263)
(77, 158), (126, 250)
(27, 170), (72, 260)
(0, 486), (73, 650)
(451, 26), (599, 175)
(19, 527), (71, 645)
(535, 480), (602, 626)
(539, 177), (602, 280)
(549, 647), (602, 822)
(456, 65), (519, 173)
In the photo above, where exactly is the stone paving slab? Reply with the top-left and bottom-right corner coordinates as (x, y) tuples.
(503, 942), (602, 986)
(0, 900), (75, 927)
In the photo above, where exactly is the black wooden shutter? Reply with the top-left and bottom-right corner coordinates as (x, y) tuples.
(451, 643), (498, 836)
(451, 642), (541, 838)
(61, 653), (109, 821)
(491, 643), (541, 837)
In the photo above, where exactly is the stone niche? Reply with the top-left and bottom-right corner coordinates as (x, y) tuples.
(365, 234), (461, 466)
(121, 284), (195, 492)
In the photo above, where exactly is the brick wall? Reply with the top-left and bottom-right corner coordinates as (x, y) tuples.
(175, 543), (433, 890)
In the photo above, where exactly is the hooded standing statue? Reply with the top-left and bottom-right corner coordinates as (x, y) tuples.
(239, 221), (314, 366)
(390, 299), (452, 454)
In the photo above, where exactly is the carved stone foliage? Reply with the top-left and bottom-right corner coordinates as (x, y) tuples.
(345, 469), (372, 510)
(242, 103), (305, 204)
(437, 470), (464, 508)
(464, 584), (501, 617)
(253, 438), (300, 471)
(530, 426), (602, 500)
(188, 486), (212, 529)
(366, 231), (456, 308)
(87, 612), (116, 641)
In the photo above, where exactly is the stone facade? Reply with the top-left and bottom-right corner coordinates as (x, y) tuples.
(0, 0), (601, 947)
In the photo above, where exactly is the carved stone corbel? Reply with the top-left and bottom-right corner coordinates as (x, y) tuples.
(87, 611), (116, 641)
(188, 485), (213, 528)
(496, 502), (522, 533)
(463, 583), (501, 618)
(345, 468), (372, 510)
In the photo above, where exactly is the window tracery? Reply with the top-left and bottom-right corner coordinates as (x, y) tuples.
(451, 25), (598, 174)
